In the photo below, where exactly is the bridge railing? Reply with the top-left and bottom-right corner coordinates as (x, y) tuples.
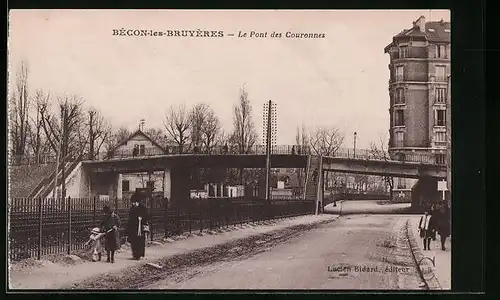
(89, 145), (445, 166)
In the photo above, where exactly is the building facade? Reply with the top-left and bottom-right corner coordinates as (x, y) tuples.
(384, 16), (451, 188)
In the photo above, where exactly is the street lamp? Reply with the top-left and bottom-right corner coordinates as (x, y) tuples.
(353, 132), (357, 159)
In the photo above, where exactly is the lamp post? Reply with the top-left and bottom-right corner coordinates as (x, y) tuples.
(353, 132), (357, 159)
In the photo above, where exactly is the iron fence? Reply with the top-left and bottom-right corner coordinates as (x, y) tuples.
(8, 196), (315, 261)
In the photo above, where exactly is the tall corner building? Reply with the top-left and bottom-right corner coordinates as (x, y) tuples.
(384, 16), (451, 189)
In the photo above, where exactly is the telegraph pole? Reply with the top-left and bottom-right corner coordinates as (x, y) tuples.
(263, 100), (277, 201)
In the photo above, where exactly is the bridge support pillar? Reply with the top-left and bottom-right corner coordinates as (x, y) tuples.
(163, 169), (172, 200)
(170, 167), (190, 207)
(411, 177), (442, 211)
(116, 173), (123, 200)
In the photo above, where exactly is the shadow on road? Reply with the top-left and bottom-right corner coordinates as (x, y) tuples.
(323, 200), (418, 215)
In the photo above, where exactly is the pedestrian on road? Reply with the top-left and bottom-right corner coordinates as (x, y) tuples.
(101, 205), (121, 263)
(436, 204), (451, 251)
(127, 192), (150, 260)
(418, 208), (437, 250)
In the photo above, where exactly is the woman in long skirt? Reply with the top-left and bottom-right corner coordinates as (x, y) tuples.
(418, 207), (437, 250)
(101, 205), (121, 263)
(127, 192), (150, 260)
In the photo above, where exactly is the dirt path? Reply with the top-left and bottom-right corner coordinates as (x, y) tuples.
(64, 218), (338, 289)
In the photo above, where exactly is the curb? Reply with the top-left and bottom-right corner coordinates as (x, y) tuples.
(404, 219), (441, 290)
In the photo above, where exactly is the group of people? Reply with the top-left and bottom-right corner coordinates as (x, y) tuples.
(418, 204), (450, 251)
(86, 191), (150, 263)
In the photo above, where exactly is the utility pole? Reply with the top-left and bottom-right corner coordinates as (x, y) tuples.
(263, 100), (277, 201)
(353, 132), (357, 158)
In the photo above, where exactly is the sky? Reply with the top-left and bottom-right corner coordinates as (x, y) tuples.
(8, 9), (450, 149)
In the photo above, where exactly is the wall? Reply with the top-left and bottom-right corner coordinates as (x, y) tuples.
(56, 162), (88, 198)
(405, 86), (429, 147)
(405, 61), (428, 81)
(115, 134), (156, 153)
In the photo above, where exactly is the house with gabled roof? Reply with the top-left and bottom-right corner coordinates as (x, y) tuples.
(107, 129), (167, 159)
(105, 129), (169, 200)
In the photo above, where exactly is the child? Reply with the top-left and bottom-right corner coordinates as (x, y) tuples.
(85, 227), (105, 262)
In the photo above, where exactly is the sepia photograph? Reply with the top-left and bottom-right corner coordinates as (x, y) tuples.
(7, 9), (451, 291)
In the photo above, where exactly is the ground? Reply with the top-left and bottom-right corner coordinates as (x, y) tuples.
(9, 200), (450, 290)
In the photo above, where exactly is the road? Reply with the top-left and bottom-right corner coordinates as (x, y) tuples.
(144, 213), (422, 290)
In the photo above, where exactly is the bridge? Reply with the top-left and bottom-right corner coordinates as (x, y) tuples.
(82, 153), (446, 179)
(23, 145), (447, 211)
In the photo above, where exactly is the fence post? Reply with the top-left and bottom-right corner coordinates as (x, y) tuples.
(93, 196), (97, 226)
(225, 199), (229, 228)
(176, 204), (180, 235)
(150, 197), (154, 242)
(67, 196), (72, 255)
(209, 200), (213, 230)
(188, 199), (192, 234)
(163, 197), (168, 238)
(199, 199), (204, 234)
(38, 197), (42, 260)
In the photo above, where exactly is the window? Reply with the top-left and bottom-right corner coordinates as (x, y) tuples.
(394, 109), (405, 126)
(436, 45), (447, 58)
(436, 66), (446, 81)
(394, 88), (405, 104)
(139, 144), (145, 155)
(394, 132), (404, 147)
(435, 154), (446, 165)
(434, 131), (446, 143)
(435, 109), (446, 126)
(122, 180), (130, 192)
(435, 88), (447, 103)
(399, 46), (408, 58)
(395, 66), (404, 81)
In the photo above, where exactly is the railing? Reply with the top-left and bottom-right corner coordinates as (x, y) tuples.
(8, 196), (315, 261)
(93, 145), (313, 160)
(10, 145), (445, 167)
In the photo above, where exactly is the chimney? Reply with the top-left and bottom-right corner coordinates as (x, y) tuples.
(415, 15), (426, 32)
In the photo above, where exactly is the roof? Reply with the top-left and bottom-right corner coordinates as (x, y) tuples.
(110, 129), (166, 154)
(385, 18), (450, 52)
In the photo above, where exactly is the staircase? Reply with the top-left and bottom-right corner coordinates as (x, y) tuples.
(304, 155), (321, 201)
(30, 155), (83, 199)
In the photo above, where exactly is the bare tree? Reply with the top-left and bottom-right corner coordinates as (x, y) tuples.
(309, 126), (344, 156)
(86, 108), (112, 160)
(114, 126), (131, 145)
(144, 127), (166, 146)
(295, 124), (309, 196)
(232, 86), (257, 154)
(369, 134), (394, 199)
(201, 107), (221, 153)
(40, 95), (85, 160)
(189, 103), (209, 152)
(28, 89), (51, 163)
(9, 61), (30, 161)
(164, 104), (191, 154)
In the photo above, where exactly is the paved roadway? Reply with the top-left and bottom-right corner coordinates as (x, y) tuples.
(144, 202), (422, 290)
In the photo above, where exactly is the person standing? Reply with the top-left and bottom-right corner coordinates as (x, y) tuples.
(418, 207), (437, 250)
(127, 192), (150, 260)
(436, 205), (451, 251)
(101, 205), (121, 263)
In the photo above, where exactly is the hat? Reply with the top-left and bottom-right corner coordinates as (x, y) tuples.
(91, 227), (100, 234)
